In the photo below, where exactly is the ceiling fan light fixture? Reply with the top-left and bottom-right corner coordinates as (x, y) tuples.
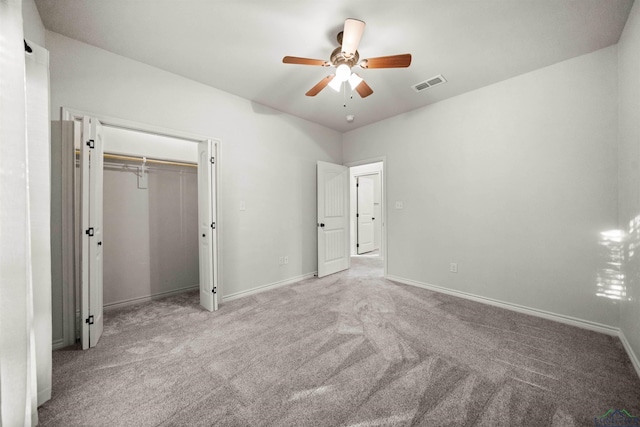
(348, 73), (363, 90)
(335, 64), (351, 82)
(328, 77), (342, 92)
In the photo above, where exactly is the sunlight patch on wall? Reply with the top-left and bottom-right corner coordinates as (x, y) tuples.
(596, 229), (625, 300)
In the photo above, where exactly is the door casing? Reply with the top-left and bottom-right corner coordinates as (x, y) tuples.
(346, 158), (387, 277)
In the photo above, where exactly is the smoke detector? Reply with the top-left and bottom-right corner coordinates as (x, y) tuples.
(346, 114), (355, 123)
(412, 74), (447, 92)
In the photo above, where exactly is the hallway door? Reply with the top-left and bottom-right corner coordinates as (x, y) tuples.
(357, 176), (375, 254)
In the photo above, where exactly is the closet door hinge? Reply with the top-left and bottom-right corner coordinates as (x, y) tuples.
(356, 213), (359, 218)
(211, 222), (216, 229)
(357, 244), (360, 248)
(85, 227), (94, 236)
(356, 183), (359, 187)
(212, 287), (217, 294)
(210, 157), (215, 164)
(85, 315), (94, 325)
(86, 139), (95, 149)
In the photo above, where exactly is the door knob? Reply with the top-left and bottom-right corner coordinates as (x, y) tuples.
(320, 223), (325, 228)
(202, 234), (206, 237)
(98, 241), (102, 246)
(372, 218), (375, 220)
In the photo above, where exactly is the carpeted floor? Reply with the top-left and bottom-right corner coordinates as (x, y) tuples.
(39, 257), (640, 426)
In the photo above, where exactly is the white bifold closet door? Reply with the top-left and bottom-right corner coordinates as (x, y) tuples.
(317, 161), (350, 277)
(198, 140), (218, 311)
(81, 116), (104, 349)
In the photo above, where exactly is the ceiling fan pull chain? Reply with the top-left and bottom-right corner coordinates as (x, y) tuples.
(343, 82), (347, 108)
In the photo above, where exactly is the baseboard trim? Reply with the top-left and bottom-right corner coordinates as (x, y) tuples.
(619, 330), (640, 379)
(52, 338), (65, 351)
(104, 285), (199, 311)
(223, 272), (317, 302)
(37, 386), (51, 407)
(386, 275), (619, 336)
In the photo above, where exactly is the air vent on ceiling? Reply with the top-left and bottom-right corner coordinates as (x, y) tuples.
(412, 74), (447, 93)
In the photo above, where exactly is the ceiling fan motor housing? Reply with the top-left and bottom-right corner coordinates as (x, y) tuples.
(330, 46), (359, 68)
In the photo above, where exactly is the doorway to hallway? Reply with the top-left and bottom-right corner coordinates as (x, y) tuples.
(349, 162), (384, 258)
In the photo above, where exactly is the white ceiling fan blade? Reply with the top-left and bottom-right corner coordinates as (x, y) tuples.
(341, 18), (365, 58)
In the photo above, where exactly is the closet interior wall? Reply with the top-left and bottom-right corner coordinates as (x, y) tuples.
(102, 157), (199, 308)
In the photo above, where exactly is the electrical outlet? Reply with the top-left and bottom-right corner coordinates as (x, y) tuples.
(284, 256), (289, 265)
(395, 201), (404, 209)
(450, 262), (458, 273)
(279, 256), (284, 265)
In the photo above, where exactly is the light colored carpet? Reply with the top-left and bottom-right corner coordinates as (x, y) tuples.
(39, 257), (640, 426)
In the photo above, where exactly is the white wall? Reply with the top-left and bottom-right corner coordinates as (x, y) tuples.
(46, 30), (342, 340)
(618, 0), (640, 370)
(22, 0), (44, 46)
(343, 46), (620, 328)
(103, 126), (198, 163)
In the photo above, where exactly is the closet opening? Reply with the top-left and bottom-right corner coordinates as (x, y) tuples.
(59, 108), (220, 349)
(100, 133), (200, 312)
(349, 162), (384, 259)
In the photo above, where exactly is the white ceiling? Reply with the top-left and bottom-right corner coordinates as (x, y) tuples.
(35, 0), (633, 132)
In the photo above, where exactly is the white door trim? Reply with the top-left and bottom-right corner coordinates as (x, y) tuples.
(345, 157), (387, 278)
(60, 107), (222, 346)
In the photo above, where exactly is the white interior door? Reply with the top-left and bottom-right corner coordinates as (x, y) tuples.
(317, 161), (349, 277)
(80, 117), (90, 349)
(357, 176), (375, 254)
(197, 140), (218, 311)
(89, 119), (104, 347)
(81, 116), (104, 349)
(373, 173), (381, 250)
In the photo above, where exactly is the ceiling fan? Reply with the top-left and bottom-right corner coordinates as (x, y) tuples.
(283, 19), (412, 98)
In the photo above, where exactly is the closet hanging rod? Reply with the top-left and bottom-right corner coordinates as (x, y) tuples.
(75, 150), (197, 168)
(104, 153), (197, 168)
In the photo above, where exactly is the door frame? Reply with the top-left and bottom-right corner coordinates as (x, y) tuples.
(60, 107), (222, 347)
(345, 157), (387, 278)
